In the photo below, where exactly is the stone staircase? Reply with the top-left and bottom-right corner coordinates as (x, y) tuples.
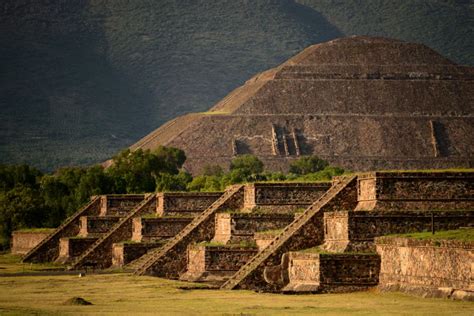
(22, 196), (101, 263)
(68, 194), (156, 270)
(133, 185), (245, 277)
(220, 176), (357, 291)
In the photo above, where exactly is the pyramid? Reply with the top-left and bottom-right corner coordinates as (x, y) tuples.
(130, 36), (474, 174)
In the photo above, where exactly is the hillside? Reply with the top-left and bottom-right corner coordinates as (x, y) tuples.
(0, 0), (472, 171)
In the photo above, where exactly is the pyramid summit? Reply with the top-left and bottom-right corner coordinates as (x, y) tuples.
(130, 36), (474, 173)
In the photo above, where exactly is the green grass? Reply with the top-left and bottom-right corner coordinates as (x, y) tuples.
(0, 254), (64, 274)
(387, 228), (474, 242)
(14, 228), (55, 233)
(0, 267), (473, 315)
(373, 168), (474, 174)
(255, 229), (284, 236)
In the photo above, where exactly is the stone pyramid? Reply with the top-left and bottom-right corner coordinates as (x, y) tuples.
(130, 36), (474, 173)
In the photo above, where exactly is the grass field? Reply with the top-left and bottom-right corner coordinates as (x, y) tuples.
(0, 256), (473, 315)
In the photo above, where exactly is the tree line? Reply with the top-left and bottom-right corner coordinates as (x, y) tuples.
(0, 146), (344, 250)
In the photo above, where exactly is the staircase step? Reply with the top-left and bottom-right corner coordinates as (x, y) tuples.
(220, 176), (357, 291)
(133, 185), (244, 277)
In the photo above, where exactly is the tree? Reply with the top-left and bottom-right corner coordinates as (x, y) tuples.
(230, 155), (264, 174)
(0, 186), (46, 249)
(289, 156), (329, 175)
(107, 147), (187, 193)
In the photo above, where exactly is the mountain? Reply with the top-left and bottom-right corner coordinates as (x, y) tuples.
(0, 0), (472, 171)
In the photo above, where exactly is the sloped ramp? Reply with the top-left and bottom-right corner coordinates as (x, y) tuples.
(133, 185), (244, 278)
(220, 175), (358, 291)
(68, 194), (156, 270)
(22, 196), (101, 263)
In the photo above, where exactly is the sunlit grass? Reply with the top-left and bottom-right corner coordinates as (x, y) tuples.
(0, 254), (473, 315)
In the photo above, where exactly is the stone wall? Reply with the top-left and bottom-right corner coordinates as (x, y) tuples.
(233, 177), (359, 291)
(145, 185), (245, 278)
(100, 195), (145, 216)
(78, 216), (122, 237)
(71, 195), (157, 269)
(213, 213), (295, 244)
(243, 183), (330, 212)
(376, 236), (473, 300)
(254, 232), (279, 250)
(156, 192), (222, 216)
(112, 242), (163, 267)
(11, 230), (53, 255)
(323, 210), (474, 252)
(57, 237), (97, 264)
(356, 172), (474, 211)
(22, 197), (101, 263)
(283, 252), (380, 293)
(182, 245), (258, 282)
(131, 217), (193, 242)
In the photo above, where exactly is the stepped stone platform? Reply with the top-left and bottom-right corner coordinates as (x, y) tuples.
(11, 230), (54, 255)
(157, 192), (222, 217)
(180, 245), (259, 285)
(282, 252), (380, 293)
(126, 36), (474, 174)
(112, 242), (165, 267)
(57, 237), (98, 264)
(213, 213), (295, 244)
(376, 235), (473, 301)
(78, 216), (122, 237)
(131, 217), (194, 242)
(99, 195), (145, 216)
(243, 183), (330, 213)
(220, 171), (473, 293)
(19, 171), (474, 299)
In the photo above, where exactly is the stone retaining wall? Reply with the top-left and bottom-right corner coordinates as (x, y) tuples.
(376, 236), (473, 301)
(100, 195), (145, 216)
(182, 245), (259, 282)
(57, 237), (98, 263)
(323, 210), (474, 252)
(356, 172), (474, 211)
(283, 252), (380, 293)
(213, 213), (295, 244)
(156, 192), (222, 216)
(11, 230), (53, 255)
(112, 242), (163, 267)
(243, 183), (330, 212)
(78, 216), (122, 237)
(131, 217), (193, 242)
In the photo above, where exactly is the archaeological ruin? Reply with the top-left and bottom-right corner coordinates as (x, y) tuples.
(17, 37), (474, 301)
(124, 36), (474, 174)
(20, 171), (474, 300)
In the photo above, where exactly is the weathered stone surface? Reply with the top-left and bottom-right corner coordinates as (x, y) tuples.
(254, 232), (279, 251)
(99, 195), (145, 216)
(112, 242), (164, 267)
(78, 216), (122, 237)
(156, 192), (222, 217)
(130, 36), (474, 174)
(223, 176), (359, 291)
(213, 213), (295, 244)
(181, 245), (258, 283)
(323, 210), (474, 252)
(243, 183), (330, 213)
(139, 185), (245, 278)
(356, 172), (474, 211)
(22, 196), (101, 263)
(283, 252), (380, 293)
(11, 230), (53, 255)
(57, 237), (98, 264)
(376, 236), (473, 301)
(131, 217), (193, 242)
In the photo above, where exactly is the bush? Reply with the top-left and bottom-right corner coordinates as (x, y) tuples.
(289, 156), (329, 175)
